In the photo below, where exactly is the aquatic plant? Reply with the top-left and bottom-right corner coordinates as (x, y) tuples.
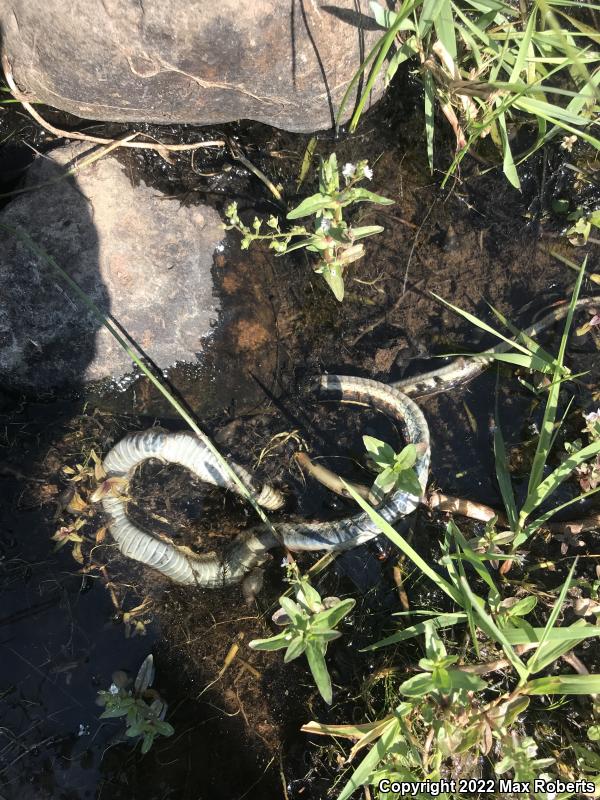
(363, 435), (424, 504)
(305, 505), (600, 799)
(224, 154), (393, 301)
(439, 259), (600, 561)
(298, 267), (600, 797)
(97, 655), (174, 754)
(338, 0), (600, 189)
(249, 563), (355, 704)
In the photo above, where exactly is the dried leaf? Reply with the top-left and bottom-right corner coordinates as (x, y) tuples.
(72, 541), (84, 564)
(67, 491), (88, 513)
(90, 477), (128, 503)
(90, 450), (107, 481)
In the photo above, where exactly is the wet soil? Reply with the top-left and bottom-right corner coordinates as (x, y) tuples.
(1, 72), (600, 800)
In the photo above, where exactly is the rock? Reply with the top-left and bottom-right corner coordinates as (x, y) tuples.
(0, 0), (385, 133)
(0, 142), (222, 391)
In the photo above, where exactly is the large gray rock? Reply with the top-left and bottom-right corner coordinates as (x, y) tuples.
(0, 0), (384, 133)
(0, 142), (222, 391)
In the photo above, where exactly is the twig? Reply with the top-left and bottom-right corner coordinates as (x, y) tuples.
(294, 452), (370, 499)
(295, 452), (600, 536)
(426, 492), (503, 524)
(2, 55), (225, 153)
(226, 136), (283, 202)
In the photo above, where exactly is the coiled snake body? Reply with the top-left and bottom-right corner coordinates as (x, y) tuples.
(101, 297), (597, 588)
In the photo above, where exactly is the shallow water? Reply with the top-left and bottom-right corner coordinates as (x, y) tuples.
(1, 75), (599, 799)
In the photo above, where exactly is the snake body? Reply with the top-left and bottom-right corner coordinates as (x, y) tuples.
(101, 297), (597, 587)
(391, 296), (598, 398)
(101, 376), (430, 587)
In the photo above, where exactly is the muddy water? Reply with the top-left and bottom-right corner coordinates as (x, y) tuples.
(1, 80), (599, 800)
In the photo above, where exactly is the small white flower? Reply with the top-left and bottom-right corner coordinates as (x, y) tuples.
(342, 163), (356, 179)
(547, 792), (557, 800)
(320, 218), (332, 233)
(362, 165), (373, 180)
(560, 135), (577, 152)
(78, 723), (89, 737)
(584, 409), (600, 424)
(109, 682), (120, 695)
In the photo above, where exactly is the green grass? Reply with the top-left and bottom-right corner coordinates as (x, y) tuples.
(300, 265), (600, 799)
(338, 0), (600, 188)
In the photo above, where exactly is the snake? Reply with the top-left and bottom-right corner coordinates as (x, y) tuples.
(100, 296), (597, 588)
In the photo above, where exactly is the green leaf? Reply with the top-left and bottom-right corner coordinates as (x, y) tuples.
(520, 438), (600, 521)
(588, 725), (600, 742)
(399, 672), (437, 697)
(502, 622), (600, 645)
(280, 236), (321, 255)
(154, 720), (175, 737)
(349, 225), (385, 240)
(249, 630), (291, 651)
(286, 193), (334, 219)
(312, 598), (356, 629)
(305, 640), (332, 704)
(424, 620), (447, 660)
(434, 0), (457, 59)
(296, 578), (323, 611)
(493, 398), (518, 531)
(507, 595), (538, 617)
(343, 482), (463, 605)
(363, 435), (396, 467)
(342, 187), (394, 206)
(525, 674), (600, 695)
(284, 636), (307, 663)
(526, 558), (577, 674)
(141, 733), (154, 754)
(100, 706), (129, 719)
(335, 719), (400, 800)
(319, 262), (345, 302)
(394, 444), (417, 470)
(459, 576), (529, 682)
(314, 629), (343, 642)
(296, 136), (317, 190)
(448, 521), (499, 597)
(369, 0), (399, 28)
(373, 468), (398, 496)
(523, 257), (586, 512)
(344, 0), (421, 132)
(394, 465), (424, 497)
(361, 613), (467, 651)
(279, 596), (305, 625)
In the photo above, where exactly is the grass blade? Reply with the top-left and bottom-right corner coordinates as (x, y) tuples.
(0, 224), (278, 538)
(343, 482), (463, 606)
(524, 258), (586, 507)
(361, 612), (467, 651)
(459, 577), (529, 682)
(526, 559), (577, 675)
(493, 376), (518, 530)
